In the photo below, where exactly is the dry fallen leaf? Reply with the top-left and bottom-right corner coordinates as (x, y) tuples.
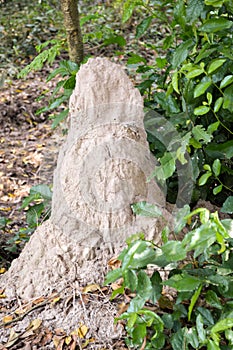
(4, 329), (20, 348)
(2, 315), (13, 324)
(158, 295), (174, 310)
(51, 296), (61, 305)
(53, 335), (65, 350)
(82, 283), (101, 293)
(26, 318), (42, 331)
(108, 257), (122, 269)
(65, 335), (72, 345)
(71, 324), (88, 339)
(117, 302), (128, 315)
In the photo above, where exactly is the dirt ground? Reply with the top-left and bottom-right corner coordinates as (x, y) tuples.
(0, 71), (64, 266)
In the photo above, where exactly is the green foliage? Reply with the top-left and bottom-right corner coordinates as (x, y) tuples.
(105, 206), (233, 349)
(20, 184), (52, 231)
(123, 0), (233, 206)
(1, 184), (52, 257)
(0, 217), (11, 231)
(0, 0), (63, 75)
(37, 60), (80, 129)
(0, 183), (52, 257)
(18, 39), (65, 78)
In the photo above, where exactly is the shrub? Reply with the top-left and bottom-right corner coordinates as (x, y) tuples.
(123, 0), (233, 206)
(105, 203), (233, 349)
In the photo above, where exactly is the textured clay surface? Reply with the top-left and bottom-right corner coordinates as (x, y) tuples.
(1, 58), (168, 301)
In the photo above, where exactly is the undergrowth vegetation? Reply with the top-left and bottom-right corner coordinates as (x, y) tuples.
(1, 0), (233, 348)
(105, 204), (233, 349)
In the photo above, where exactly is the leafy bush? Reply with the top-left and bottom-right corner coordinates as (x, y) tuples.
(122, 0), (233, 206)
(105, 203), (233, 349)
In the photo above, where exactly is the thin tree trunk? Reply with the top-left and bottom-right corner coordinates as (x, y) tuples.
(60, 0), (84, 64)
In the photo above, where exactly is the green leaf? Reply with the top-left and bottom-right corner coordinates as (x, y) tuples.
(103, 35), (126, 47)
(186, 68), (204, 79)
(197, 306), (215, 326)
(182, 222), (216, 256)
(205, 0), (224, 7)
(156, 57), (167, 69)
(172, 71), (180, 94)
(136, 16), (152, 38)
(207, 339), (220, 350)
(121, 241), (156, 270)
(207, 121), (220, 134)
(26, 203), (44, 227)
(205, 140), (233, 159)
(159, 152), (176, 179)
(193, 125), (212, 143)
(127, 312), (137, 329)
(225, 329), (233, 345)
(213, 185), (222, 195)
(161, 241), (186, 262)
(214, 97), (223, 112)
(221, 196), (233, 214)
(173, 205), (190, 234)
(20, 193), (40, 209)
(127, 53), (146, 65)
(186, 0), (204, 23)
(200, 209), (210, 224)
(200, 18), (233, 33)
(104, 268), (122, 284)
(207, 92), (212, 105)
(203, 164), (211, 171)
(170, 328), (189, 350)
(132, 322), (147, 345)
(30, 184), (52, 200)
(49, 95), (69, 109)
(211, 318), (233, 334)
(122, 0), (142, 23)
(207, 59), (226, 74)
(131, 201), (162, 217)
(51, 109), (69, 129)
(47, 67), (69, 82)
(0, 217), (10, 229)
(188, 284), (202, 321)
(194, 79), (212, 98)
(124, 269), (138, 291)
(150, 271), (162, 303)
(164, 273), (201, 292)
(127, 295), (145, 313)
(194, 105), (210, 115)
(63, 75), (76, 89)
(220, 75), (233, 89)
(110, 285), (124, 300)
(212, 159), (221, 177)
(186, 327), (199, 348)
(172, 39), (194, 69)
(205, 290), (222, 309)
(198, 171), (212, 185)
(137, 270), (153, 300)
(196, 314), (206, 342)
(223, 84), (233, 112)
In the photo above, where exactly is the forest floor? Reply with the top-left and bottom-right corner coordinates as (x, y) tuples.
(0, 69), (64, 267)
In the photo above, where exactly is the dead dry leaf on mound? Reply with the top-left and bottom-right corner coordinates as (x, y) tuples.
(1, 318), (42, 348)
(82, 284), (101, 293)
